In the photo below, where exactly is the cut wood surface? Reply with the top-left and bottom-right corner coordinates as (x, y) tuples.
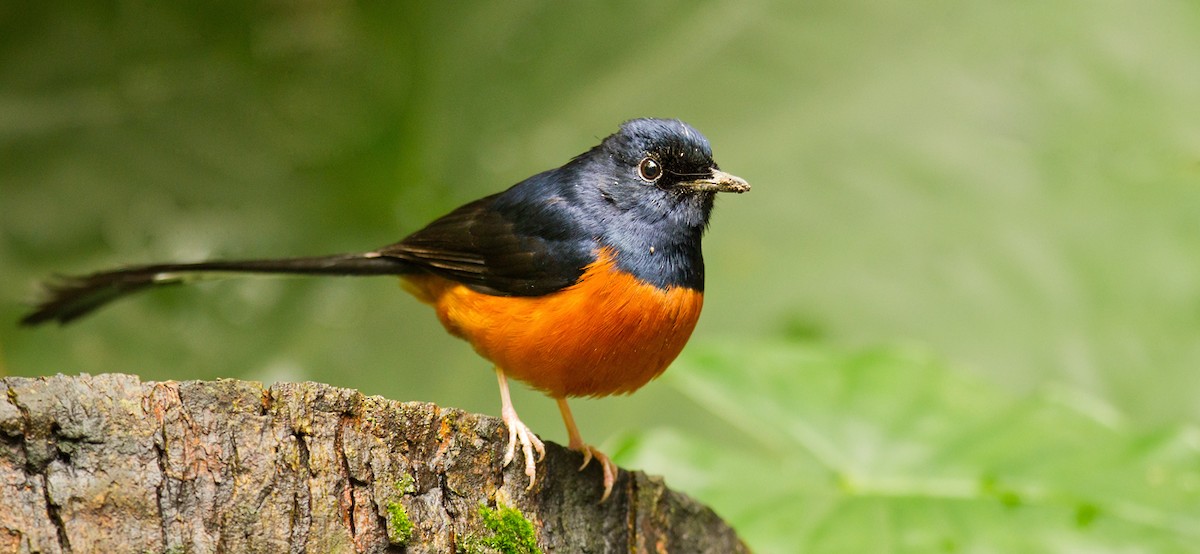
(0, 373), (747, 553)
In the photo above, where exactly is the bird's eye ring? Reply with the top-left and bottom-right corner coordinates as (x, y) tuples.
(638, 157), (663, 182)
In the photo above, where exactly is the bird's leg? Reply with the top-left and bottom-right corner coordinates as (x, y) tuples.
(556, 397), (617, 501)
(496, 366), (545, 489)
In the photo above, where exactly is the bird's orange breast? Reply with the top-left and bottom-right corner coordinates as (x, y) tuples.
(401, 248), (704, 398)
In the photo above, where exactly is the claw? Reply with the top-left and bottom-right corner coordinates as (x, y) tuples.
(578, 445), (593, 470)
(556, 397), (618, 502)
(496, 367), (544, 490)
(573, 443), (617, 501)
(500, 408), (545, 489)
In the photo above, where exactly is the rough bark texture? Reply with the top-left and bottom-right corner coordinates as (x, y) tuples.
(0, 373), (747, 553)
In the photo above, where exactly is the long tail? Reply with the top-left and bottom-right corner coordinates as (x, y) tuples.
(21, 253), (413, 326)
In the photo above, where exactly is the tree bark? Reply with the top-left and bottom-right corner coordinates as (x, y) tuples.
(0, 373), (747, 553)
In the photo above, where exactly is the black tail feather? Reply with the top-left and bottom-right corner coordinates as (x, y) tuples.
(21, 253), (413, 326)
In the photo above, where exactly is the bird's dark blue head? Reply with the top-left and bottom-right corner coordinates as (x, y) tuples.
(566, 118), (749, 290)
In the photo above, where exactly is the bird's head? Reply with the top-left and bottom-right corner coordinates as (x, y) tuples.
(576, 118), (748, 238)
(554, 118), (749, 289)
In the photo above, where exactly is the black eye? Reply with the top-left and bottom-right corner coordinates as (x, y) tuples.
(638, 157), (662, 182)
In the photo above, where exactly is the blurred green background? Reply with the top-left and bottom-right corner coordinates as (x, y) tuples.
(2, 2), (1199, 551)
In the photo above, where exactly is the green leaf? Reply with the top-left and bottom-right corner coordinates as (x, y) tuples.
(617, 341), (1200, 553)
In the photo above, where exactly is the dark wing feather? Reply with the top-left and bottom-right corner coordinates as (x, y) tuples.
(376, 192), (595, 296)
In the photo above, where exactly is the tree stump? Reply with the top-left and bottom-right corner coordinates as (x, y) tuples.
(0, 373), (747, 553)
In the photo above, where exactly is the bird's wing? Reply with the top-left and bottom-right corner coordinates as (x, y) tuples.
(376, 192), (594, 296)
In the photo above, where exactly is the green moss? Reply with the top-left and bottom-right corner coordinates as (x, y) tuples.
(396, 472), (416, 495)
(382, 473), (418, 545)
(462, 503), (541, 554)
(386, 500), (415, 545)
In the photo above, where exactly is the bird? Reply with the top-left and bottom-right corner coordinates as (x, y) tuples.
(20, 118), (749, 501)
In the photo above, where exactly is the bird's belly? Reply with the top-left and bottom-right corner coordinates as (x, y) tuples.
(402, 251), (704, 398)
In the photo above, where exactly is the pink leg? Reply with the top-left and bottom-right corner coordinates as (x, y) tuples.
(556, 397), (617, 501)
(496, 367), (545, 489)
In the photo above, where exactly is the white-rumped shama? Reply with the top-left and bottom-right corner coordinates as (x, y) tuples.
(21, 118), (749, 500)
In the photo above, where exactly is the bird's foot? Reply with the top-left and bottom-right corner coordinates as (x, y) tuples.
(500, 406), (546, 490)
(569, 441), (617, 502)
(555, 397), (618, 501)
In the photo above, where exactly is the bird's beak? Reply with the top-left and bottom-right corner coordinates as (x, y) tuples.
(679, 169), (751, 194)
